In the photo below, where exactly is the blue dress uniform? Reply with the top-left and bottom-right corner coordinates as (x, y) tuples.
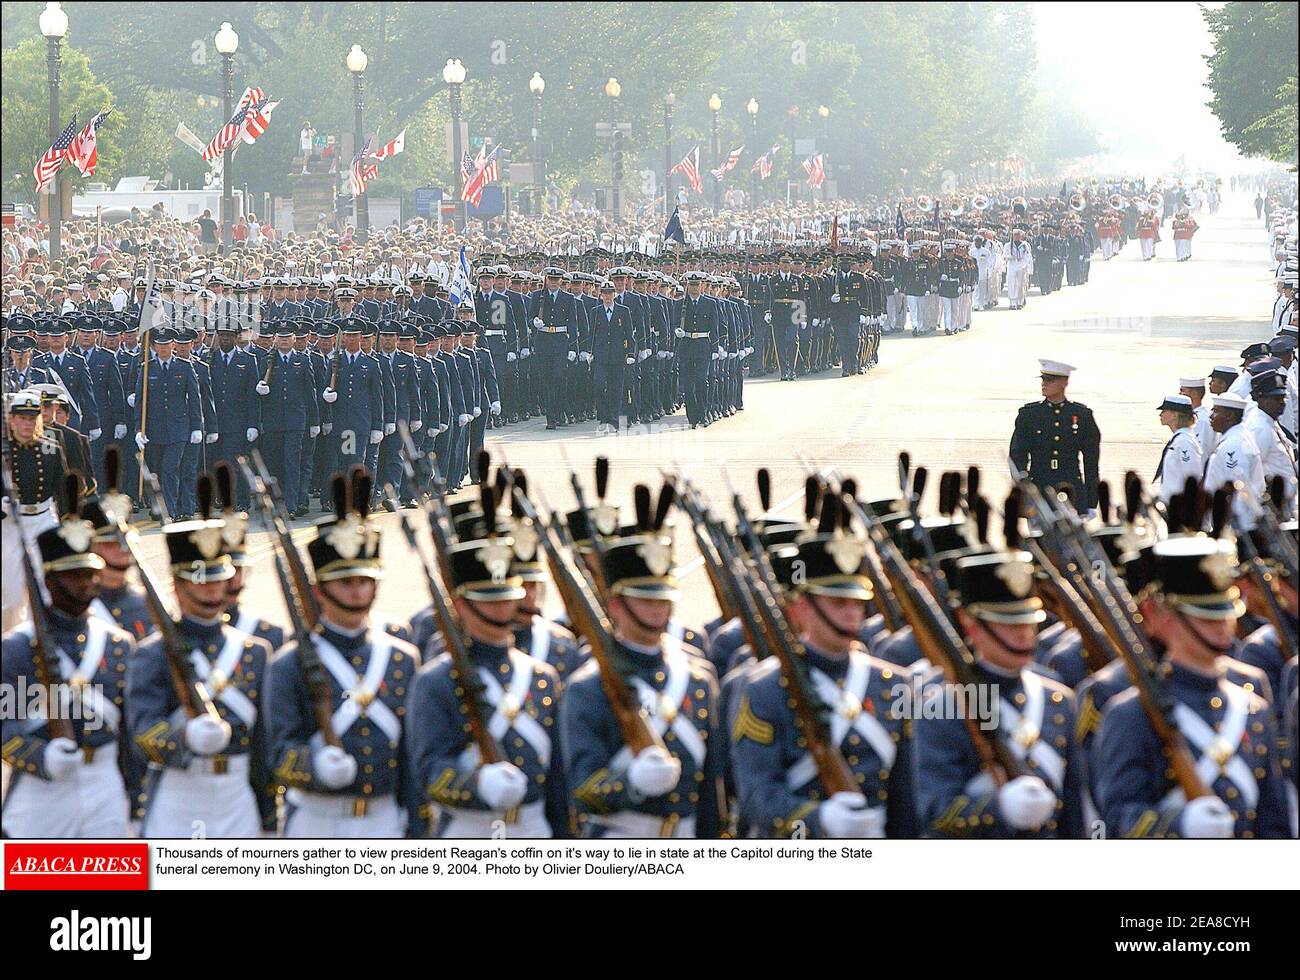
(676, 278), (722, 429)
(72, 324), (127, 487)
(366, 336), (396, 477)
(769, 265), (807, 381)
(375, 330), (423, 504)
(207, 338), (262, 509)
(1, 518), (137, 838)
(477, 285), (516, 420)
(36, 339), (100, 436)
(559, 534), (723, 838)
(1009, 362), (1102, 511)
(590, 293), (635, 428)
(258, 340), (319, 516)
(914, 551), (1086, 838)
(324, 331), (384, 494)
(126, 520), (274, 837)
(412, 336), (446, 458)
(467, 338), (500, 467)
(134, 341), (204, 517)
(406, 539), (567, 837)
(828, 263), (865, 375)
(526, 274), (580, 429)
(296, 330), (329, 514)
(432, 332), (468, 484)
(176, 345), (217, 517)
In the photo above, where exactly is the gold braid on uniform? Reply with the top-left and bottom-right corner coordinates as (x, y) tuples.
(427, 767), (477, 807)
(1074, 690), (1101, 742)
(573, 768), (624, 815)
(731, 693), (774, 746)
(274, 748), (312, 788)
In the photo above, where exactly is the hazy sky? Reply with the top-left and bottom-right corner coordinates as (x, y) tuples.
(1033, 1), (1250, 173)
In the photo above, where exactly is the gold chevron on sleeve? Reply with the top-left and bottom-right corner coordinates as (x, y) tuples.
(731, 694), (774, 746)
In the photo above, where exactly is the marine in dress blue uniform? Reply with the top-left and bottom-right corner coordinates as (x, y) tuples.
(256, 325), (320, 518)
(1009, 359), (1102, 511)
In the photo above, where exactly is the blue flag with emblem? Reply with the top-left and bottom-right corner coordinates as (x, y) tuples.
(664, 206), (686, 245)
(448, 246), (473, 306)
(895, 202), (905, 241)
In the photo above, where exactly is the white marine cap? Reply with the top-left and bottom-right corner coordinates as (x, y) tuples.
(1212, 392), (1249, 411)
(1038, 358), (1076, 377)
(1178, 376), (1206, 388)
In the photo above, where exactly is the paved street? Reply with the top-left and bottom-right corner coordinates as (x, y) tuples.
(134, 193), (1276, 631)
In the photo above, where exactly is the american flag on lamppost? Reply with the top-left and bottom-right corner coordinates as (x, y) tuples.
(669, 145), (702, 194)
(34, 114), (78, 192)
(802, 153), (826, 189)
(711, 145), (744, 181)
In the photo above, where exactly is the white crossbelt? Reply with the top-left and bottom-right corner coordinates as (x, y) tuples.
(475, 649), (552, 766)
(88, 598), (117, 627)
(997, 669), (1066, 793)
(786, 650), (896, 790)
(610, 636), (705, 771)
(529, 618), (552, 665)
(314, 632), (402, 743)
(15, 618), (117, 731)
(233, 609), (263, 639)
(188, 627), (258, 729)
(1163, 680), (1257, 809)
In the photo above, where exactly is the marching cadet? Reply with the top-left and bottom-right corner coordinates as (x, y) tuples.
(526, 267), (580, 430)
(33, 318), (100, 437)
(126, 493), (275, 837)
(1001, 229), (1032, 311)
(1179, 375), (1215, 455)
(407, 528), (567, 837)
(69, 313), (127, 488)
(508, 528), (588, 684)
(459, 319), (500, 478)
(828, 253), (864, 376)
(560, 504), (723, 838)
(35, 384), (97, 496)
(375, 319), (423, 508)
(269, 475), (421, 837)
(1154, 394), (1203, 505)
(1244, 369), (1298, 513)
(1, 487), (137, 837)
(4, 331), (58, 392)
(915, 547), (1086, 838)
(730, 528), (918, 838)
(769, 252), (806, 381)
(172, 327), (218, 518)
(676, 271), (722, 429)
(207, 320), (262, 510)
(3, 390), (68, 627)
(477, 267), (517, 423)
(258, 323), (320, 518)
(590, 279), (635, 433)
(1094, 536), (1291, 837)
(133, 327), (204, 518)
(321, 318), (383, 502)
(1009, 359), (1102, 513)
(217, 506), (285, 653)
(78, 493), (152, 640)
(1203, 392), (1265, 529)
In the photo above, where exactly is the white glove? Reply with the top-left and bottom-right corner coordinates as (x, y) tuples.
(717, 345), (726, 357)
(627, 746), (681, 798)
(1179, 796), (1235, 838)
(135, 432), (148, 451)
(438, 423), (448, 434)
(819, 792), (876, 838)
(309, 425), (320, 438)
(626, 356), (636, 365)
(245, 427), (259, 443)
(458, 414), (471, 427)
(88, 428), (102, 442)
(640, 349), (651, 361)
(860, 315), (867, 326)
(567, 350), (576, 362)
(313, 745), (358, 790)
(490, 401), (501, 415)
(321, 388), (338, 403)
(658, 350), (669, 359)
(205, 432), (218, 444)
(506, 352), (517, 362)
(830, 293), (841, 303)
(711, 352), (720, 361)
(256, 381), (270, 395)
(478, 761), (528, 810)
(43, 737), (80, 781)
(471, 406), (481, 418)
(369, 429), (383, 444)
(384, 422), (396, 435)
(532, 317), (544, 328)
(581, 352), (593, 363)
(674, 328), (686, 338)
(997, 775), (1057, 830)
(764, 311), (772, 323)
(520, 347), (530, 357)
(811, 318), (820, 328)
(322, 423), (333, 435)
(411, 419), (423, 432)
(127, 392), (136, 408)
(189, 430), (202, 445)
(113, 423), (127, 440)
(184, 715), (231, 756)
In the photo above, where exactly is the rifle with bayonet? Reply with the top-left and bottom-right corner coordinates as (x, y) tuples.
(1231, 479), (1297, 663)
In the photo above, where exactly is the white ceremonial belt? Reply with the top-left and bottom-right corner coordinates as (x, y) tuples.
(684, 333), (711, 339)
(483, 331), (506, 337)
(287, 787), (396, 819)
(439, 799), (549, 837)
(589, 811), (696, 838)
(185, 753), (250, 776)
(538, 325), (567, 333)
(20, 500), (52, 516)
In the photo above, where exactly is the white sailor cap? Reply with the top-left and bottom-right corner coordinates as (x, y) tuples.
(1178, 376), (1206, 388)
(1209, 364), (1239, 378)
(1211, 393), (1248, 411)
(1158, 393), (1193, 412)
(1038, 359), (1075, 377)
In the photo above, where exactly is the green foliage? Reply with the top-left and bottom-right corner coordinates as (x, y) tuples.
(1203, 1), (1298, 163)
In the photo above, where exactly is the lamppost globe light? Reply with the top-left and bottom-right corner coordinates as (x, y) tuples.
(346, 43), (368, 74)
(214, 21), (238, 55)
(708, 92), (722, 112)
(604, 78), (621, 99)
(665, 91), (676, 107)
(443, 59), (466, 85)
(818, 104), (829, 118)
(39, 2), (68, 38)
(529, 71), (545, 95)
(747, 98), (758, 116)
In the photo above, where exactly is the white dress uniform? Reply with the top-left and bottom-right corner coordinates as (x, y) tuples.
(1192, 404), (1216, 455)
(972, 243), (997, 307)
(1002, 240), (1033, 308)
(1203, 422), (1265, 528)
(1155, 427), (1203, 505)
(1245, 410), (1298, 513)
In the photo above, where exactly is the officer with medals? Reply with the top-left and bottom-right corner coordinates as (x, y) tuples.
(1, 489), (137, 837)
(1009, 359), (1102, 513)
(407, 520), (567, 838)
(126, 494), (275, 837)
(1094, 536), (1292, 837)
(731, 524), (918, 838)
(559, 501), (723, 838)
(269, 475), (421, 837)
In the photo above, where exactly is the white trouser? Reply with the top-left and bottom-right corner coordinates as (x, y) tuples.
(435, 799), (550, 838)
(978, 275), (996, 306)
(941, 296), (961, 332)
(283, 789), (403, 838)
(906, 296), (925, 332)
(1100, 237), (1115, 259)
(886, 292), (904, 330)
(2, 747), (129, 838)
(924, 293), (942, 330)
(1140, 238), (1155, 259)
(1, 506), (57, 631)
(1175, 239), (1191, 259)
(141, 754), (260, 838)
(1007, 268), (1029, 305)
(588, 811), (697, 839)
